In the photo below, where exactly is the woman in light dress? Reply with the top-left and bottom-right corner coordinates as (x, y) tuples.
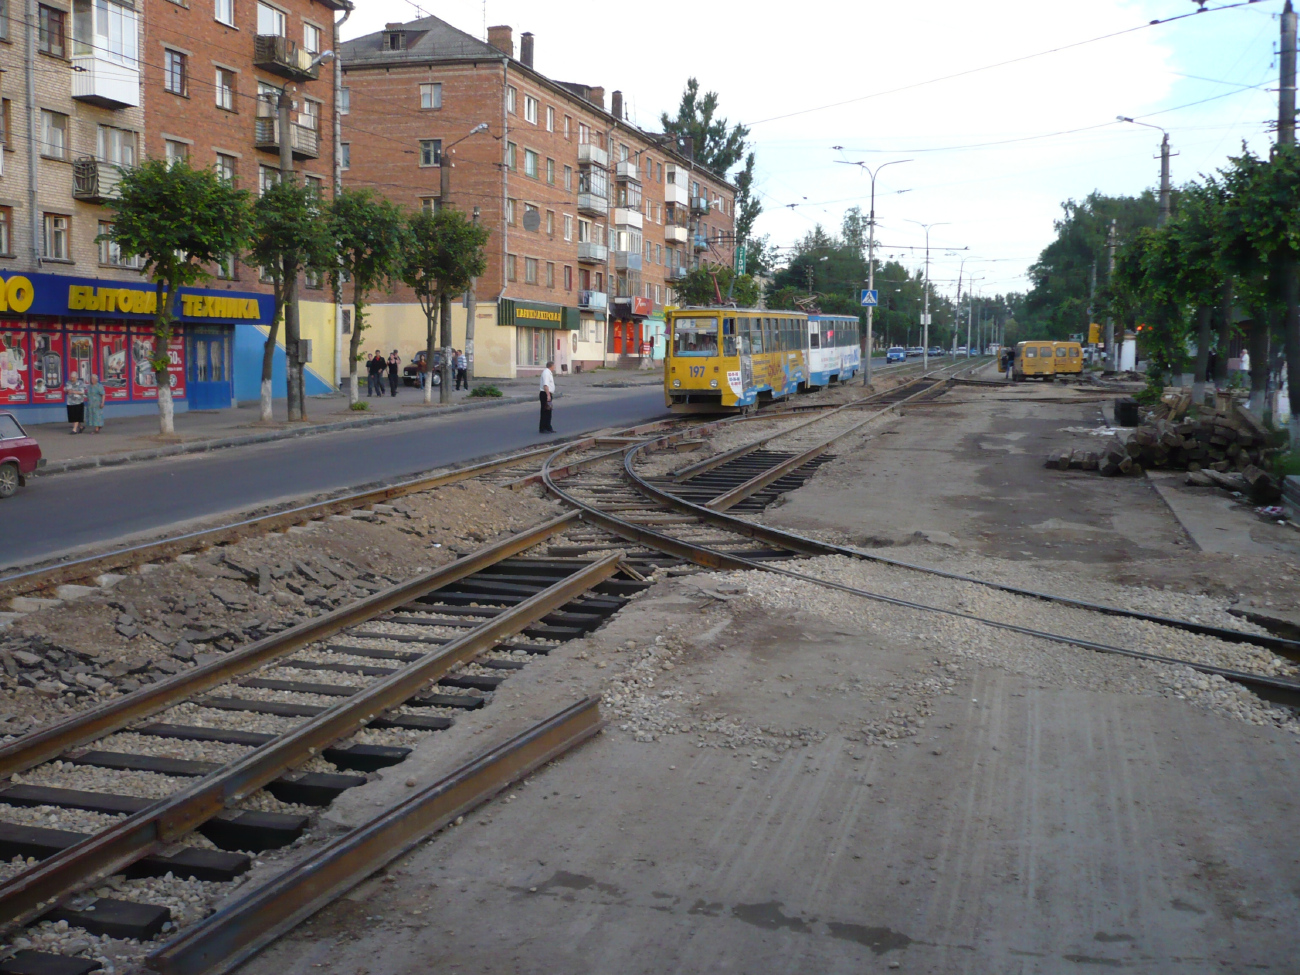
(87, 374), (106, 434)
(66, 373), (87, 434)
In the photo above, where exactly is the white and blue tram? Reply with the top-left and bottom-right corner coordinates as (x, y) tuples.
(806, 315), (861, 388)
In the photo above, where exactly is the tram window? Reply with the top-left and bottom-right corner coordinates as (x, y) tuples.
(722, 318), (736, 357)
(672, 317), (718, 356)
(809, 331), (820, 350)
(749, 318), (763, 354)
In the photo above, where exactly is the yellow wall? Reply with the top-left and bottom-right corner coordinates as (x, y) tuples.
(353, 301), (518, 380)
(300, 299), (338, 388)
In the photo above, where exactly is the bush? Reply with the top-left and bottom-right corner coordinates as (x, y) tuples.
(470, 385), (503, 398)
(349, 400), (369, 411)
(1272, 450), (1300, 478)
(1133, 382), (1164, 406)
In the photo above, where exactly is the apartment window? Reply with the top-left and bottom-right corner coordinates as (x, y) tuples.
(341, 143), (350, 169)
(524, 257), (538, 284)
(259, 165), (280, 194)
(303, 22), (321, 53)
(301, 99), (319, 131)
(40, 111), (67, 159)
(0, 207), (12, 255)
(545, 210), (555, 235)
(507, 86), (517, 115)
(546, 106), (554, 132)
(564, 115), (572, 139)
(304, 267), (323, 290)
(563, 165), (572, 191)
(419, 139), (441, 167)
(165, 140), (188, 164)
(563, 265), (572, 291)
(546, 262), (555, 288)
(657, 162), (663, 182)
(164, 50), (187, 95)
(339, 87), (351, 114)
(43, 214), (69, 260)
(97, 125), (135, 167)
(506, 254), (517, 282)
(215, 67), (236, 111)
(619, 144), (629, 162)
(506, 142), (517, 170)
(72, 0), (137, 65)
(656, 243), (663, 265)
(524, 149), (538, 179)
(506, 199), (516, 226)
(38, 4), (65, 57)
(342, 310), (351, 333)
(420, 83), (441, 110)
(216, 252), (238, 279)
(215, 0), (234, 26)
(577, 219), (591, 243)
(256, 1), (285, 36)
(578, 122), (590, 145)
(305, 174), (322, 198)
(0, 0), (8, 40)
(523, 95), (538, 124)
(524, 203), (538, 229)
(563, 214), (573, 241)
(98, 220), (141, 268)
(546, 158), (555, 185)
(0, 100), (9, 147)
(421, 197), (438, 215)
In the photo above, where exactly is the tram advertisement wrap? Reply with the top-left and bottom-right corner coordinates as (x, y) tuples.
(130, 329), (186, 400)
(752, 356), (791, 390)
(31, 331), (64, 403)
(98, 325), (130, 401)
(0, 325), (29, 405)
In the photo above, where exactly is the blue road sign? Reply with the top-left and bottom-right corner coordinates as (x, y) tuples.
(860, 289), (879, 307)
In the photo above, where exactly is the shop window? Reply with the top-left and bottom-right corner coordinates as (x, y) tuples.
(0, 206), (10, 255)
(164, 49), (187, 96)
(43, 213), (69, 260)
(38, 4), (65, 57)
(420, 83), (441, 110)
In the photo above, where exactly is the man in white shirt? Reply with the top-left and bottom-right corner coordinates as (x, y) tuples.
(539, 360), (556, 433)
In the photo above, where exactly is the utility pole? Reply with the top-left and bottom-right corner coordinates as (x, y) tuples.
(907, 220), (948, 373)
(1104, 219), (1118, 373)
(465, 205), (481, 381)
(1282, 0), (1296, 147)
(1157, 132), (1172, 227)
(332, 2), (352, 393)
(1280, 0), (1299, 441)
(278, 88), (303, 421)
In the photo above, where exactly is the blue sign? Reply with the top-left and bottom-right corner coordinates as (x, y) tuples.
(860, 289), (879, 307)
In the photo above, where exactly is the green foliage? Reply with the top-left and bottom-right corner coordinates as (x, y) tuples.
(349, 400), (370, 411)
(1271, 450), (1300, 477)
(249, 177), (336, 306)
(330, 189), (409, 373)
(107, 158), (251, 371)
(400, 208), (491, 318)
(660, 78), (749, 175)
(469, 385), (503, 398)
(733, 152), (761, 249)
(675, 266), (761, 308)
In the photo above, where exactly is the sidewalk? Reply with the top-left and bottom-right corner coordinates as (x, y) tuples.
(26, 366), (664, 475)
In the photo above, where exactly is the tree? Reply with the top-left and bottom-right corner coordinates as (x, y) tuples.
(107, 159), (250, 435)
(660, 78), (749, 175)
(330, 189), (408, 404)
(733, 151), (762, 252)
(676, 266), (761, 308)
(247, 177), (336, 422)
(400, 208), (491, 405)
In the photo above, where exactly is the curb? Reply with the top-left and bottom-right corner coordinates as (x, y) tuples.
(36, 390), (561, 477)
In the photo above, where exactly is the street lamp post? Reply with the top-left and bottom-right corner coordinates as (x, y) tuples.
(435, 122), (490, 403)
(906, 220), (949, 373)
(1118, 116), (1173, 227)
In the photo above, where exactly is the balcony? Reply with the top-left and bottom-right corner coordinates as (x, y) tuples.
(693, 234), (708, 251)
(613, 207), (643, 230)
(254, 35), (321, 81)
(72, 157), (123, 203)
(664, 181), (688, 206)
(615, 160), (641, 181)
(691, 196), (710, 214)
(254, 117), (321, 160)
(579, 290), (608, 311)
(665, 224), (688, 244)
(72, 55), (140, 108)
(577, 241), (608, 264)
(613, 251), (643, 271)
(577, 143), (608, 168)
(577, 191), (607, 216)
(667, 266), (689, 282)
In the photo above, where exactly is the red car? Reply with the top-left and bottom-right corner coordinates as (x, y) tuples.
(0, 412), (43, 499)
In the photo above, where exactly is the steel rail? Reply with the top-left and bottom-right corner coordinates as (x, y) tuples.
(0, 552), (622, 934)
(541, 446), (1300, 706)
(145, 697), (605, 975)
(0, 511), (580, 780)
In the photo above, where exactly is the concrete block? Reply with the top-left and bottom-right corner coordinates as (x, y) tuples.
(9, 597), (63, 613)
(95, 573), (128, 588)
(137, 563), (164, 575)
(0, 613), (23, 629)
(54, 584), (99, 601)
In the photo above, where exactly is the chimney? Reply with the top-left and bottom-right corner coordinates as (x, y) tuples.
(520, 32), (534, 68)
(588, 86), (605, 110)
(487, 25), (513, 57)
(611, 90), (623, 119)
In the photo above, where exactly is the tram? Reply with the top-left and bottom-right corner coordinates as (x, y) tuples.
(807, 314), (861, 388)
(665, 307), (808, 413)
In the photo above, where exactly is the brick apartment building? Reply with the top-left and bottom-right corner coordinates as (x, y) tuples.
(339, 16), (736, 379)
(0, 0), (344, 424)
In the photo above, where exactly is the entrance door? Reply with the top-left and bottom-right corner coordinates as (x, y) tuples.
(187, 331), (232, 409)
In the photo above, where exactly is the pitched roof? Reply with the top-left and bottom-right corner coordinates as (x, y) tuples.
(339, 14), (500, 64)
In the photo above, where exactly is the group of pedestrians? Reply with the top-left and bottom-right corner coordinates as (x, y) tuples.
(365, 349), (402, 397)
(66, 374), (105, 434)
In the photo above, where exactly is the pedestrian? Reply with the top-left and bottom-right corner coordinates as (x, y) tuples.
(65, 373), (87, 434)
(387, 350), (401, 396)
(455, 348), (469, 390)
(538, 359), (555, 434)
(87, 373), (106, 434)
(366, 349), (383, 397)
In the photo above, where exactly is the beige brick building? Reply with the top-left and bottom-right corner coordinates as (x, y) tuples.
(339, 16), (736, 379)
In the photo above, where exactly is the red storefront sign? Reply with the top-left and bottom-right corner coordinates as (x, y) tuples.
(30, 331), (64, 403)
(631, 296), (653, 318)
(129, 328), (187, 400)
(0, 325), (29, 405)
(98, 324), (130, 402)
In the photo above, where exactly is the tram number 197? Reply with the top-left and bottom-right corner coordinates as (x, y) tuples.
(689, 366), (706, 378)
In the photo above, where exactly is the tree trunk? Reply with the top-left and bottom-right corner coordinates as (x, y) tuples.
(423, 299), (437, 406)
(284, 257), (302, 421)
(261, 292), (284, 424)
(439, 292), (453, 405)
(157, 380), (175, 436)
(1248, 314), (1269, 415)
(347, 298), (365, 406)
(1284, 263), (1300, 446)
(1192, 304), (1212, 406)
(1215, 278), (1233, 387)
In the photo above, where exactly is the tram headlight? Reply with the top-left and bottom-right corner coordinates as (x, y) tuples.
(672, 379), (681, 388)
(710, 379), (719, 388)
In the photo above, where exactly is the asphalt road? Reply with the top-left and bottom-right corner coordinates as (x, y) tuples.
(2, 385), (670, 569)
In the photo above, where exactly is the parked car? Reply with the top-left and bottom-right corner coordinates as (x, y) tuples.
(402, 351), (445, 387)
(928, 346), (943, 357)
(886, 346), (907, 364)
(0, 412), (43, 499)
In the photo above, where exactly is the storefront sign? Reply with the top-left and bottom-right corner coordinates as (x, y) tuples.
(0, 325), (29, 405)
(498, 298), (579, 330)
(30, 330), (64, 403)
(128, 328), (186, 400)
(98, 325), (130, 401)
(0, 272), (270, 326)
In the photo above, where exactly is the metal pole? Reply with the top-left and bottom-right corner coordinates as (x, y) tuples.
(332, 3), (352, 393)
(1282, 0), (1296, 148)
(1104, 219), (1118, 373)
(278, 90), (302, 420)
(466, 206), (480, 381)
(865, 177), (876, 384)
(1158, 133), (1172, 228)
(922, 228), (930, 373)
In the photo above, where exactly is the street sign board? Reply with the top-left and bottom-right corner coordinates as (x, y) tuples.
(920, 313), (932, 326)
(859, 289), (878, 307)
(735, 244), (747, 275)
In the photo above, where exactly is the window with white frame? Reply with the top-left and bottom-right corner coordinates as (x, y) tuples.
(215, 0), (234, 26)
(563, 165), (572, 191)
(546, 158), (554, 185)
(505, 199), (515, 225)
(40, 110), (66, 159)
(303, 21), (320, 53)
(546, 210), (554, 235)
(506, 86), (517, 114)
(563, 214), (573, 241)
(420, 83), (441, 109)
(43, 213), (69, 260)
(256, 1), (284, 35)
(215, 153), (237, 184)
(339, 87), (350, 114)
(300, 98), (319, 131)
(164, 49), (186, 94)
(215, 67), (235, 111)
(524, 149), (538, 179)
(577, 219), (591, 243)
(523, 95), (538, 124)
(258, 165), (280, 195)
(216, 252), (238, 279)
(72, 0), (138, 67)
(524, 257), (538, 284)
(545, 106), (554, 131)
(421, 197), (438, 215)
(97, 125), (135, 169)
(340, 143), (350, 169)
(98, 220), (141, 267)
(165, 139), (188, 164)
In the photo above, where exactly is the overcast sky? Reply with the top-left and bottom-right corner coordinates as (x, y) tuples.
(342, 0), (1283, 300)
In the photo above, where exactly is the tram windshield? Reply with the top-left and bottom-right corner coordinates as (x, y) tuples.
(673, 317), (718, 356)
